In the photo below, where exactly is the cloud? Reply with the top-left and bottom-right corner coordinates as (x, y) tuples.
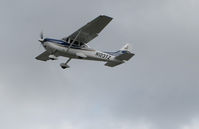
(0, 0), (199, 129)
(181, 118), (199, 129)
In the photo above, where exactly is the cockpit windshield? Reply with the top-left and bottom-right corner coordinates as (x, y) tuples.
(65, 38), (90, 48)
(81, 44), (90, 48)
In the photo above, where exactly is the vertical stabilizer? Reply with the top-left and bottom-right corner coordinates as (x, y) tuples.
(120, 44), (132, 52)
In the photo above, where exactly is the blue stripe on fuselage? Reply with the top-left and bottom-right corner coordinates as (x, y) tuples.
(104, 50), (128, 56)
(44, 38), (81, 49)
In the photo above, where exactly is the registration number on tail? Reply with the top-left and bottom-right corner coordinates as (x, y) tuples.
(96, 52), (111, 60)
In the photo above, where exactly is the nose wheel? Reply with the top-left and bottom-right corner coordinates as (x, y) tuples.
(60, 58), (71, 69)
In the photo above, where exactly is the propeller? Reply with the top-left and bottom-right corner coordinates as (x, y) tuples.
(39, 31), (44, 43)
(40, 31), (44, 39)
(38, 31), (45, 53)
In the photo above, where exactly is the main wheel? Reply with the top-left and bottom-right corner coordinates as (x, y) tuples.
(61, 66), (67, 69)
(60, 63), (70, 69)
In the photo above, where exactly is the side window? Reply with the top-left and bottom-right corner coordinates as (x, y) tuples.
(81, 44), (88, 48)
(74, 41), (79, 45)
(66, 38), (69, 42)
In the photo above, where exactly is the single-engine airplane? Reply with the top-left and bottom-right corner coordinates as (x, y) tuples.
(36, 15), (135, 69)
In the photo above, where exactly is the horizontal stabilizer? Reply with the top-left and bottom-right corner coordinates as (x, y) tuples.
(35, 51), (50, 61)
(105, 61), (124, 67)
(115, 52), (134, 61)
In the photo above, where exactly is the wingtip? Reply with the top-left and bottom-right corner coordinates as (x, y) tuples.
(100, 15), (113, 20)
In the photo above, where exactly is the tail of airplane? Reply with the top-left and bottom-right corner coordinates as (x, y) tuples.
(116, 44), (134, 61)
(105, 44), (135, 67)
(120, 43), (132, 52)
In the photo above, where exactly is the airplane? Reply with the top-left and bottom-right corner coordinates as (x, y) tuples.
(36, 15), (135, 69)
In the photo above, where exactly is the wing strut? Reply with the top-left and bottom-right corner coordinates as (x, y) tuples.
(66, 30), (81, 53)
(60, 31), (81, 69)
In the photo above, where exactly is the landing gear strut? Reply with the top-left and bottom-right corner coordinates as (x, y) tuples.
(60, 58), (71, 69)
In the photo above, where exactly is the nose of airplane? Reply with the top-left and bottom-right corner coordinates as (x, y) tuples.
(38, 39), (44, 43)
(39, 31), (45, 43)
(39, 38), (47, 45)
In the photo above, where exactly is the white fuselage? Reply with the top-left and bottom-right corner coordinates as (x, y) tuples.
(43, 41), (121, 63)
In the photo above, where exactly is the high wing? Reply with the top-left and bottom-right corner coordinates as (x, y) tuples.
(62, 15), (113, 44)
(35, 51), (50, 61)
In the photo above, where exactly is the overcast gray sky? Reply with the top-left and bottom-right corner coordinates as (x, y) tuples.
(0, 0), (199, 129)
